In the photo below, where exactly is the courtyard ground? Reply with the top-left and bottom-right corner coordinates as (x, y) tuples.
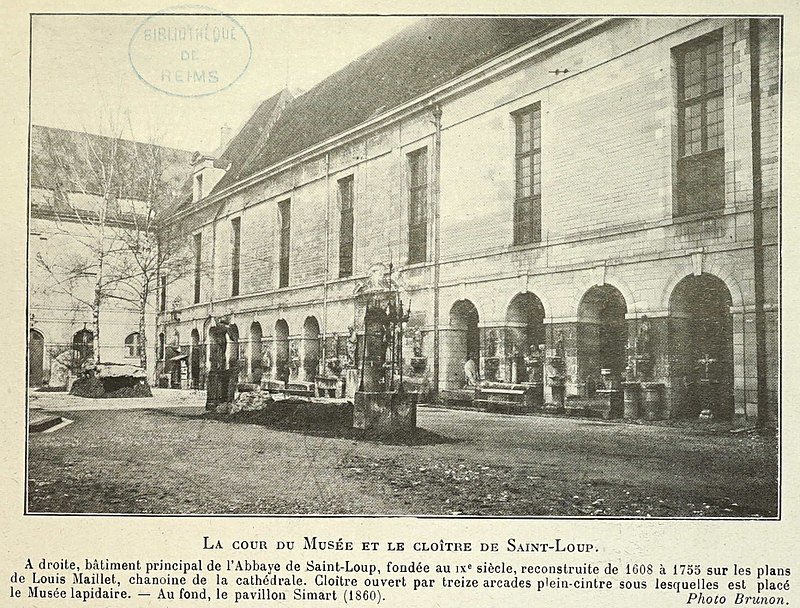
(26, 390), (778, 517)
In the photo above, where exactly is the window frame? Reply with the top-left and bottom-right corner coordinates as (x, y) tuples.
(512, 102), (542, 246)
(338, 175), (355, 278)
(407, 147), (428, 264)
(125, 332), (143, 358)
(193, 232), (202, 304)
(278, 200), (291, 288)
(72, 329), (93, 367)
(675, 30), (725, 217)
(230, 216), (241, 296)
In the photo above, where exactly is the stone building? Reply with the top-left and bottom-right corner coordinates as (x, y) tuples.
(159, 17), (780, 422)
(29, 125), (193, 388)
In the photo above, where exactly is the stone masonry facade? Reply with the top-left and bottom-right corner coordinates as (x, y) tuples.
(158, 17), (780, 422)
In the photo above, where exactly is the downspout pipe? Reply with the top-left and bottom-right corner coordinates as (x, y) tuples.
(321, 153), (331, 373)
(749, 18), (769, 428)
(431, 104), (443, 401)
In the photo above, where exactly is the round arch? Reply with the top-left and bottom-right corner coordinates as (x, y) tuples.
(668, 273), (734, 419)
(576, 284), (628, 391)
(303, 316), (321, 380)
(274, 319), (290, 383)
(249, 322), (263, 383)
(505, 292), (546, 383)
(446, 299), (480, 389)
(28, 328), (45, 387)
(659, 261), (745, 312)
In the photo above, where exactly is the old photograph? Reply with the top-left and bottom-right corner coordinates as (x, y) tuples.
(26, 12), (780, 517)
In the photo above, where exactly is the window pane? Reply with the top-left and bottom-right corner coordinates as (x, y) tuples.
(408, 149), (428, 263)
(514, 104), (541, 244)
(706, 95), (724, 150)
(682, 104), (703, 156)
(339, 176), (353, 210)
(705, 38), (723, 92)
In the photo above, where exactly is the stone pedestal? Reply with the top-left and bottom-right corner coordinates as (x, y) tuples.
(206, 369), (230, 410)
(343, 368), (360, 401)
(622, 381), (641, 419)
(483, 357), (500, 382)
(642, 382), (665, 421)
(594, 389), (624, 419)
(696, 379), (721, 420)
(353, 391), (417, 436)
(524, 381), (544, 409)
(409, 356), (427, 375)
(545, 376), (565, 412)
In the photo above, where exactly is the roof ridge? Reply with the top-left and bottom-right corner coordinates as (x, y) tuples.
(210, 17), (570, 197)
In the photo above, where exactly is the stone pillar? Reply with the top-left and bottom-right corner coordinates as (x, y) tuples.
(543, 321), (578, 403)
(439, 327), (466, 390)
(765, 306), (779, 422)
(732, 307), (756, 420)
(298, 336), (320, 383)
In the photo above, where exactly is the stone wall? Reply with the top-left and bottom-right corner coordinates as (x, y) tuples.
(159, 18), (780, 421)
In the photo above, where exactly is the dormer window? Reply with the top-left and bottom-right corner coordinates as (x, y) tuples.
(190, 152), (229, 203)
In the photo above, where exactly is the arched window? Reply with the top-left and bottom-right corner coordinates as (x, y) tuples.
(125, 332), (142, 358)
(158, 332), (166, 361)
(72, 329), (93, 367)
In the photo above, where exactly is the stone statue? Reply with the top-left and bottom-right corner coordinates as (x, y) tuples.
(486, 330), (498, 358)
(412, 329), (424, 358)
(288, 341), (300, 371)
(636, 316), (651, 357)
(555, 329), (565, 359)
(346, 326), (357, 368)
(524, 344), (544, 383)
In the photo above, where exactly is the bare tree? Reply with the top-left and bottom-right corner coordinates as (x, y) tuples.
(34, 122), (135, 366)
(33, 119), (194, 372)
(104, 138), (194, 371)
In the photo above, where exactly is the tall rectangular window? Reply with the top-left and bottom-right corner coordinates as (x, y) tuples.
(338, 176), (354, 278)
(676, 32), (724, 216)
(513, 103), (541, 245)
(278, 200), (291, 288)
(407, 148), (428, 264)
(231, 217), (241, 296)
(193, 233), (202, 304)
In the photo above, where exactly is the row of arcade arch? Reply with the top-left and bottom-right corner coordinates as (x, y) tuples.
(444, 272), (735, 419)
(171, 316), (323, 389)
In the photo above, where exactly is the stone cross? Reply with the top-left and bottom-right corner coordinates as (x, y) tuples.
(696, 353), (717, 380)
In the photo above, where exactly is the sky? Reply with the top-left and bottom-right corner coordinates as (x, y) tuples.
(31, 14), (417, 153)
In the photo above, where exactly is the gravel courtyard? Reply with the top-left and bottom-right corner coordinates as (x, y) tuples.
(27, 391), (778, 517)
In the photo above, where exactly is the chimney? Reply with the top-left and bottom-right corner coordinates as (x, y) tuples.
(220, 124), (233, 150)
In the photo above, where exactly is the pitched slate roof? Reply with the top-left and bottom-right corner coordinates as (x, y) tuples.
(30, 125), (194, 207)
(211, 17), (570, 195)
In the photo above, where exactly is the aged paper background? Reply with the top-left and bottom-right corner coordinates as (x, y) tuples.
(2, 0), (798, 606)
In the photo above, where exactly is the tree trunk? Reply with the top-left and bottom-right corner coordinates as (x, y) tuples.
(93, 196), (107, 365)
(138, 288), (148, 373)
(92, 287), (101, 365)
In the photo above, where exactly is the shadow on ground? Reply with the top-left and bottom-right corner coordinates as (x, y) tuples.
(148, 407), (460, 446)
